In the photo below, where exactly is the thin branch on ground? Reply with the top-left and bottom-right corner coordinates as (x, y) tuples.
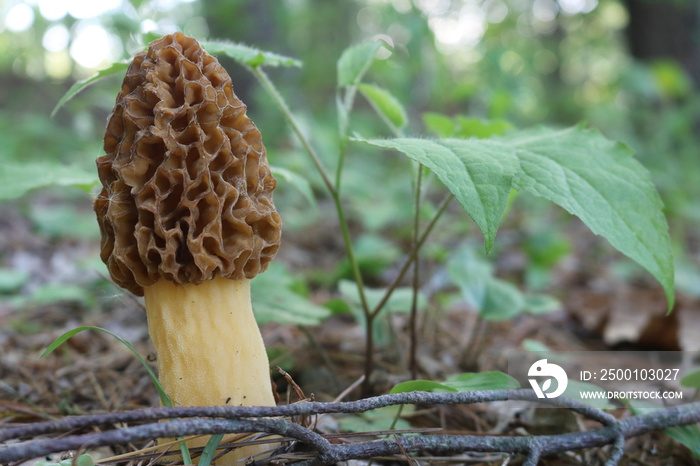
(2, 390), (698, 465)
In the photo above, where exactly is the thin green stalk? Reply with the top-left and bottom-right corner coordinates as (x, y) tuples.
(336, 86), (358, 190)
(251, 66), (371, 318)
(371, 194), (453, 319)
(251, 66), (335, 196)
(409, 165), (423, 379)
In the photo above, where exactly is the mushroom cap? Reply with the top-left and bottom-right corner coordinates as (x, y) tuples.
(94, 32), (282, 296)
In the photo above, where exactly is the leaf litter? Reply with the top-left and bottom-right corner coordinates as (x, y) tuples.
(1, 195), (699, 465)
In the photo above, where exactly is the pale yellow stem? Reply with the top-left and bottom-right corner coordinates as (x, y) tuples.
(143, 277), (276, 463)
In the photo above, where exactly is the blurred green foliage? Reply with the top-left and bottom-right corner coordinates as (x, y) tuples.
(0, 0), (697, 317)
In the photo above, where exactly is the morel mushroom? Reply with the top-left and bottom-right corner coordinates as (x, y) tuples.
(94, 32), (282, 460)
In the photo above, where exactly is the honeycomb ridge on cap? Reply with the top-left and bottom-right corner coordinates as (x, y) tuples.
(94, 32), (282, 296)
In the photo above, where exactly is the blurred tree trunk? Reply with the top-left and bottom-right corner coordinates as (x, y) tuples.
(624, 0), (700, 86)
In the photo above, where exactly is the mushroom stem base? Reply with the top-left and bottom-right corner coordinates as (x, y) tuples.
(144, 277), (276, 462)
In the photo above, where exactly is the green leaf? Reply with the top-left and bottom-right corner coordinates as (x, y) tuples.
(0, 161), (98, 200)
(338, 405), (413, 433)
(390, 380), (457, 394)
(423, 112), (456, 138)
(505, 126), (674, 309)
(201, 40), (301, 68)
(52, 61), (130, 117)
(665, 425), (700, 458)
(0, 269), (30, 293)
(31, 284), (94, 307)
(480, 279), (524, 321)
(523, 293), (561, 315)
(271, 166), (317, 211)
(40, 326), (172, 407)
(337, 41), (382, 87)
(35, 454), (95, 466)
(629, 399), (700, 457)
(358, 83), (407, 128)
(455, 117), (513, 139)
(443, 371), (521, 391)
(355, 126), (675, 308)
(199, 434), (224, 466)
(354, 137), (517, 252)
(338, 280), (427, 315)
(251, 263), (330, 325)
(681, 368), (700, 389)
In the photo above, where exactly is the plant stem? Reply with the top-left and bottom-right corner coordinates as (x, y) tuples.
(251, 65), (372, 321)
(409, 165), (423, 379)
(371, 194), (453, 319)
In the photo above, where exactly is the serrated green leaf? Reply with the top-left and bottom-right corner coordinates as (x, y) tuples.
(201, 40), (301, 68)
(443, 371), (521, 391)
(505, 126), (674, 309)
(52, 62), (129, 117)
(355, 126), (674, 308)
(390, 380), (457, 394)
(337, 41), (382, 87)
(354, 137), (517, 252)
(271, 166), (317, 211)
(40, 326), (172, 407)
(358, 83), (407, 128)
(0, 161), (98, 200)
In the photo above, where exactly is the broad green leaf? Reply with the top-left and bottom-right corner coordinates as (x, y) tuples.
(0, 269), (30, 293)
(665, 425), (700, 458)
(201, 40), (301, 68)
(505, 126), (674, 309)
(681, 368), (700, 389)
(252, 263), (330, 325)
(356, 126), (674, 308)
(629, 399), (700, 457)
(390, 380), (457, 394)
(40, 326), (172, 407)
(443, 371), (520, 391)
(423, 112), (456, 138)
(31, 284), (94, 307)
(271, 166), (317, 211)
(0, 162), (98, 200)
(338, 280), (427, 314)
(358, 83), (407, 128)
(52, 62), (129, 117)
(523, 293), (561, 315)
(455, 117), (513, 139)
(338, 405), (413, 433)
(35, 454), (95, 466)
(480, 279), (524, 321)
(354, 137), (517, 252)
(337, 41), (382, 87)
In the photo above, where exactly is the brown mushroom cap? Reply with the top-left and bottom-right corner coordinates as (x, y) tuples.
(94, 32), (282, 296)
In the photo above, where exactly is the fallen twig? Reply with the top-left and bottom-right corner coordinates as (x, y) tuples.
(1, 390), (698, 465)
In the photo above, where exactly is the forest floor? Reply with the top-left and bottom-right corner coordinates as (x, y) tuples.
(1, 197), (700, 466)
